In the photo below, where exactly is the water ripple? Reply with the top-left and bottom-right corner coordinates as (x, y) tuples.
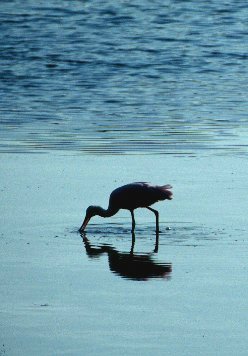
(0, 0), (247, 156)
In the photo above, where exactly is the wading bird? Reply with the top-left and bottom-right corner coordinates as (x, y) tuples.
(79, 182), (173, 233)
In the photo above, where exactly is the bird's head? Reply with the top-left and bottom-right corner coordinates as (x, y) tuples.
(79, 205), (101, 232)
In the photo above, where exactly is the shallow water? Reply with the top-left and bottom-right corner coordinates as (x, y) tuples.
(0, 0), (248, 156)
(1, 218), (247, 355)
(1, 154), (248, 355)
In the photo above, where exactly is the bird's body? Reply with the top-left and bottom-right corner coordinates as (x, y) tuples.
(109, 182), (171, 210)
(79, 182), (172, 233)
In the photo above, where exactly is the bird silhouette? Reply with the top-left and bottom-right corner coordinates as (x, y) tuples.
(79, 182), (172, 233)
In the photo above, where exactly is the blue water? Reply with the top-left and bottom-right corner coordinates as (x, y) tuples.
(1, 0), (248, 155)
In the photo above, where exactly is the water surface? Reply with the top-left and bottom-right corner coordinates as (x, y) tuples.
(1, 153), (248, 355)
(1, 0), (247, 155)
(1, 1), (248, 354)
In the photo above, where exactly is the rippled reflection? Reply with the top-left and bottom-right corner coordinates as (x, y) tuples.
(81, 233), (172, 281)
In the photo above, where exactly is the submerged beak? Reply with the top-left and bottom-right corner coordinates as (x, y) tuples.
(79, 216), (91, 232)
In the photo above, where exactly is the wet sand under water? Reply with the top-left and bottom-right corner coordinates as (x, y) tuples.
(0, 153), (247, 355)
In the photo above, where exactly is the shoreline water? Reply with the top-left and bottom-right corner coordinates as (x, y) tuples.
(1, 152), (247, 355)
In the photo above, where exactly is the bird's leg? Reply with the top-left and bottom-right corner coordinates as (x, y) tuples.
(130, 210), (135, 232)
(146, 207), (159, 234)
(154, 230), (159, 253)
(130, 231), (135, 255)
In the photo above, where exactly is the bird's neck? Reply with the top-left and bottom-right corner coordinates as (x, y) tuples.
(95, 206), (118, 218)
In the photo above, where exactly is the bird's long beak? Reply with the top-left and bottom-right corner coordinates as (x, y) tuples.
(79, 216), (91, 232)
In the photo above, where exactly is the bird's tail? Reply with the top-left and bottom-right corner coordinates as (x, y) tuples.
(158, 184), (173, 200)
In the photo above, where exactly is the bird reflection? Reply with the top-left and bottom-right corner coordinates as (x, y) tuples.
(81, 232), (172, 281)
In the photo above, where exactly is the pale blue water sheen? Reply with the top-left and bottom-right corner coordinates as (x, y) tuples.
(1, 154), (248, 355)
(0, 0), (248, 155)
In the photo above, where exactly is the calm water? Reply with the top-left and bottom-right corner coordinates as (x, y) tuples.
(1, 150), (248, 354)
(1, 0), (247, 155)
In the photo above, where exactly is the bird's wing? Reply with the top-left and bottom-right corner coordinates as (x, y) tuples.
(133, 182), (172, 189)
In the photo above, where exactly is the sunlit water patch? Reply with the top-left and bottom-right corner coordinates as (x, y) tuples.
(1, 0), (248, 156)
